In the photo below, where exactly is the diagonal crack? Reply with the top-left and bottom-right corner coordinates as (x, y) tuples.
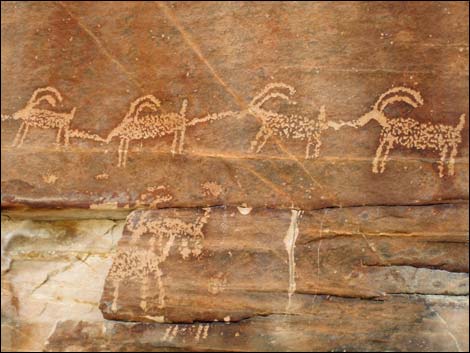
(429, 307), (463, 352)
(30, 254), (90, 294)
(157, 2), (341, 207)
(55, 1), (144, 94)
(242, 164), (295, 206)
(157, 2), (246, 108)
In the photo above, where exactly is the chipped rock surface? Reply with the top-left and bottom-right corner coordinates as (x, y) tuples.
(1, 1), (469, 352)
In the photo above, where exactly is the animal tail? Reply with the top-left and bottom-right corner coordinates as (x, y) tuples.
(67, 129), (106, 142)
(186, 111), (239, 127)
(456, 114), (466, 132)
(69, 107), (77, 119)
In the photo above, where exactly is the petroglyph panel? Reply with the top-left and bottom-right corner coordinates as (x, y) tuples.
(100, 204), (469, 323)
(2, 1), (469, 352)
(1, 1), (469, 211)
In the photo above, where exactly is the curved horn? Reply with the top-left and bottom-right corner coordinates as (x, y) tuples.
(374, 86), (424, 112)
(250, 83), (296, 108)
(125, 95), (161, 121)
(28, 87), (63, 107)
(134, 102), (159, 118)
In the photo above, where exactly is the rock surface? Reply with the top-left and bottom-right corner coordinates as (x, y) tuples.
(1, 216), (124, 351)
(100, 205), (469, 323)
(48, 295), (470, 352)
(1, 1), (469, 211)
(1, 1), (469, 352)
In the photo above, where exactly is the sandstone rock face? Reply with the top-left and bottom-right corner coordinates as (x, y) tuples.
(47, 296), (470, 352)
(1, 1), (468, 352)
(99, 205), (468, 324)
(1, 1), (469, 211)
(1, 216), (124, 351)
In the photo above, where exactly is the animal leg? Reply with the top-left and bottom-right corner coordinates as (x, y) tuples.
(117, 138), (125, 167)
(111, 280), (120, 312)
(17, 124), (30, 147)
(255, 130), (273, 153)
(171, 132), (178, 155)
(12, 122), (25, 147)
(122, 139), (130, 167)
(379, 138), (394, 173)
(438, 145), (448, 178)
(140, 276), (150, 312)
(372, 136), (387, 173)
(305, 138), (313, 159)
(56, 127), (63, 145)
(448, 145), (458, 176)
(249, 126), (267, 153)
(178, 126), (186, 154)
(305, 137), (321, 160)
(64, 125), (70, 147)
(156, 266), (165, 309)
(250, 126), (272, 153)
(313, 135), (322, 159)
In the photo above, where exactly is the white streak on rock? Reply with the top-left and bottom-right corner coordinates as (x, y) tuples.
(143, 315), (165, 323)
(284, 210), (302, 310)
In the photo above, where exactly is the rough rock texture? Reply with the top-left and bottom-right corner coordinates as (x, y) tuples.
(1, 1), (469, 352)
(99, 205), (469, 323)
(1, 216), (124, 351)
(47, 296), (470, 352)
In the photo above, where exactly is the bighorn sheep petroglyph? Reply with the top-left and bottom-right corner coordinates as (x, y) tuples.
(1, 87), (76, 147)
(342, 86), (466, 177)
(105, 95), (189, 167)
(3, 84), (464, 178)
(246, 83), (343, 159)
(105, 84), (305, 167)
(107, 208), (211, 312)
